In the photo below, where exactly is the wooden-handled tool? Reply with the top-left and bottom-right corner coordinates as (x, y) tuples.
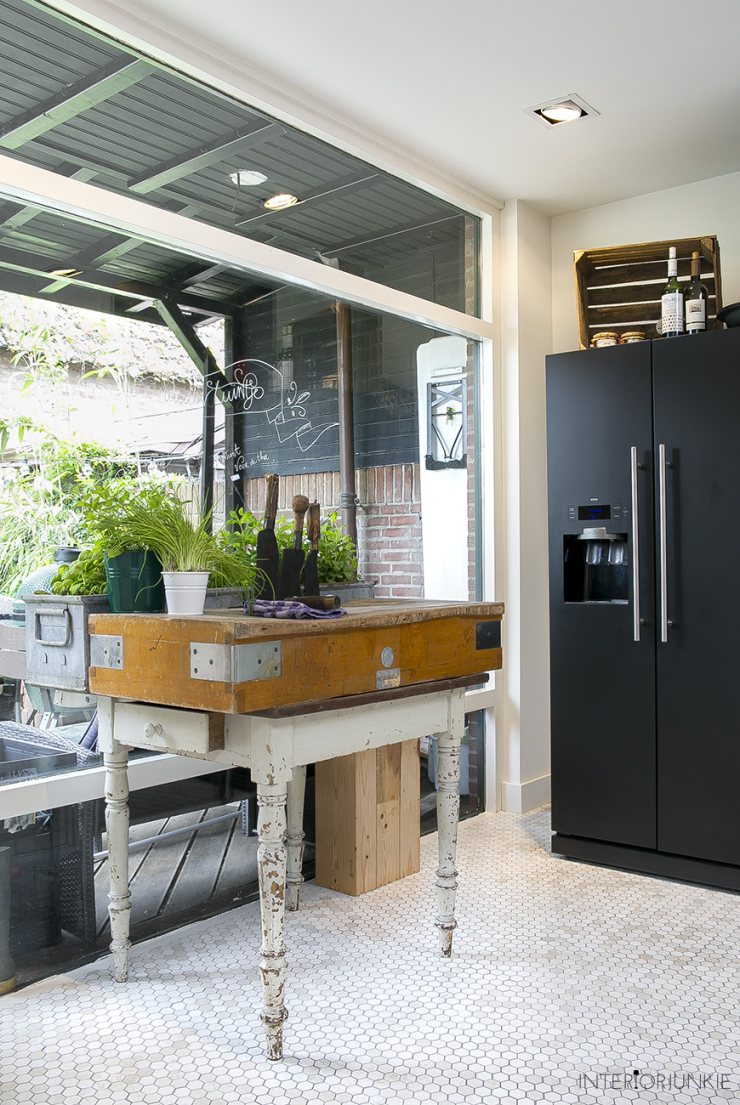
(302, 502), (321, 597)
(291, 594), (341, 611)
(277, 495), (309, 599)
(254, 473), (280, 600)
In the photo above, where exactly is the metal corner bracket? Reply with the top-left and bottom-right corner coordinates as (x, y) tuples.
(190, 640), (282, 682)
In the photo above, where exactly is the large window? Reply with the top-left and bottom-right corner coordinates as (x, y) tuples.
(0, 0), (480, 316)
(0, 0), (495, 990)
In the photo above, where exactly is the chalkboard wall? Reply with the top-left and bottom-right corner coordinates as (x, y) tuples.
(233, 237), (464, 479)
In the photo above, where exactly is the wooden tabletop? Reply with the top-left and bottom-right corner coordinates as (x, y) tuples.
(91, 597), (505, 640)
(88, 598), (504, 714)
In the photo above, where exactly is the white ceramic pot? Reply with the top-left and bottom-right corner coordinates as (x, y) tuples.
(162, 571), (210, 615)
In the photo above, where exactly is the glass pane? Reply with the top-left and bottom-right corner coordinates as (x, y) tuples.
(228, 286), (481, 603)
(0, 0), (480, 316)
(5, 770), (283, 987)
(420, 710), (484, 837)
(0, 721), (101, 790)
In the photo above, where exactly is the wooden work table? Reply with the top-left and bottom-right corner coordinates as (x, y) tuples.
(88, 598), (503, 1061)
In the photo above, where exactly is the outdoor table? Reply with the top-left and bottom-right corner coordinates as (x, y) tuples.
(88, 598), (503, 1060)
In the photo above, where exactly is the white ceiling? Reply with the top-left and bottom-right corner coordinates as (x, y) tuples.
(64, 0), (740, 216)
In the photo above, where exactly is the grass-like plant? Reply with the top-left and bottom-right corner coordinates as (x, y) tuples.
(0, 476), (86, 594)
(83, 483), (253, 590)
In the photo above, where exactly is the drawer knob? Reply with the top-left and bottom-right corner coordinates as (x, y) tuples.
(143, 722), (163, 739)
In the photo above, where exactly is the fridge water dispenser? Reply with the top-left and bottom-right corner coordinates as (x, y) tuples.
(563, 527), (629, 603)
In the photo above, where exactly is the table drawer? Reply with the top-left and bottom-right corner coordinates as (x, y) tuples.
(113, 702), (225, 755)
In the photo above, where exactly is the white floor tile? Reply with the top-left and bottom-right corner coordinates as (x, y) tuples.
(1, 809), (739, 1104)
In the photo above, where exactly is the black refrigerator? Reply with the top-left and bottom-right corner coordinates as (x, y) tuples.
(547, 326), (740, 890)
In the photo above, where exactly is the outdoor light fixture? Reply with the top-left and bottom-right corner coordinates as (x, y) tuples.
(48, 266), (83, 277)
(229, 169), (268, 187)
(263, 192), (299, 210)
(526, 92), (599, 129)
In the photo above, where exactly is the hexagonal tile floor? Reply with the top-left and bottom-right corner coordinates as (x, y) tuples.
(2, 808), (739, 1103)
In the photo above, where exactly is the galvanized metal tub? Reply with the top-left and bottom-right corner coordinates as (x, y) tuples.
(24, 594), (110, 692)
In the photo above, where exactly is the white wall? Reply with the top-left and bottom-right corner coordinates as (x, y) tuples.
(416, 336), (469, 602)
(497, 200), (553, 813)
(501, 168), (740, 817)
(552, 171), (740, 353)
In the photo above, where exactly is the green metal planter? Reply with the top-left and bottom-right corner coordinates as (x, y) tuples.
(104, 550), (165, 614)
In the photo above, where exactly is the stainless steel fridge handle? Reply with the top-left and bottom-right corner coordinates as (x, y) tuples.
(631, 446), (641, 642)
(659, 443), (670, 642)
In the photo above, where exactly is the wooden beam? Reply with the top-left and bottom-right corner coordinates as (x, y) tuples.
(0, 59), (152, 149)
(0, 244), (149, 301)
(0, 208), (38, 235)
(155, 297), (232, 403)
(66, 231), (139, 269)
(0, 268), (125, 316)
(155, 297), (232, 524)
(115, 279), (235, 320)
(129, 122), (280, 194)
(0, 168), (97, 240)
(179, 263), (228, 289)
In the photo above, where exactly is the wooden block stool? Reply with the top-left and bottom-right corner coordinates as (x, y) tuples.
(315, 739), (420, 895)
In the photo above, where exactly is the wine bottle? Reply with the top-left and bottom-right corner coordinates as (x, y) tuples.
(661, 246), (684, 337)
(684, 251), (708, 335)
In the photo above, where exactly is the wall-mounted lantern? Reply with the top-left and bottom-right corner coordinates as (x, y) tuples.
(425, 379), (467, 470)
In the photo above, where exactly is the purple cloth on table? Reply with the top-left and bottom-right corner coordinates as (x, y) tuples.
(244, 599), (347, 619)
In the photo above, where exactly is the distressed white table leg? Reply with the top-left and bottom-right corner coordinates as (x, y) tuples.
(435, 721), (462, 958)
(257, 782), (289, 1061)
(285, 764), (306, 912)
(102, 728), (131, 982)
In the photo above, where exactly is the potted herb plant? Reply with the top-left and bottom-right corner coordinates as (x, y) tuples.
(81, 481), (171, 614)
(84, 482), (253, 616)
(221, 507), (369, 602)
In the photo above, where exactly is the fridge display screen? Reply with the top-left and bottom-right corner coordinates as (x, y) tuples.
(578, 504), (611, 520)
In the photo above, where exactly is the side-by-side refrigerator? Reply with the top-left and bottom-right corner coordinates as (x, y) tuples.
(547, 326), (740, 890)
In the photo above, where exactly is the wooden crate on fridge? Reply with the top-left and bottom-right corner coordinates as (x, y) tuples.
(574, 236), (722, 348)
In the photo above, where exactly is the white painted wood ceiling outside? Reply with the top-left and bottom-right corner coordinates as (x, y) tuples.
(74, 0), (740, 216)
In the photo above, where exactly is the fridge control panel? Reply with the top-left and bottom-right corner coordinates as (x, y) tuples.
(567, 503), (628, 522)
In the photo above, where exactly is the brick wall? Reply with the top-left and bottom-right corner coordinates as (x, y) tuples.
(243, 462), (423, 600)
(356, 464), (422, 599)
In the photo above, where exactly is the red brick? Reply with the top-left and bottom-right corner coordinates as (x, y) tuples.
(381, 516), (417, 528)
(356, 469), (366, 504)
(369, 467), (378, 501)
(393, 466), (403, 502)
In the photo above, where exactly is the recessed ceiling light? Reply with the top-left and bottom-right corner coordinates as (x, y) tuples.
(540, 101), (583, 124)
(263, 193), (299, 210)
(526, 92), (599, 129)
(47, 266), (83, 278)
(229, 169), (268, 187)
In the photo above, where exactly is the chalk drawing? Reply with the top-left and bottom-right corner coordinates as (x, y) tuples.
(205, 358), (339, 453)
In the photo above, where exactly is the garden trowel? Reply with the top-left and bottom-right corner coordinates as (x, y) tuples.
(254, 473), (280, 599)
(277, 494), (309, 599)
